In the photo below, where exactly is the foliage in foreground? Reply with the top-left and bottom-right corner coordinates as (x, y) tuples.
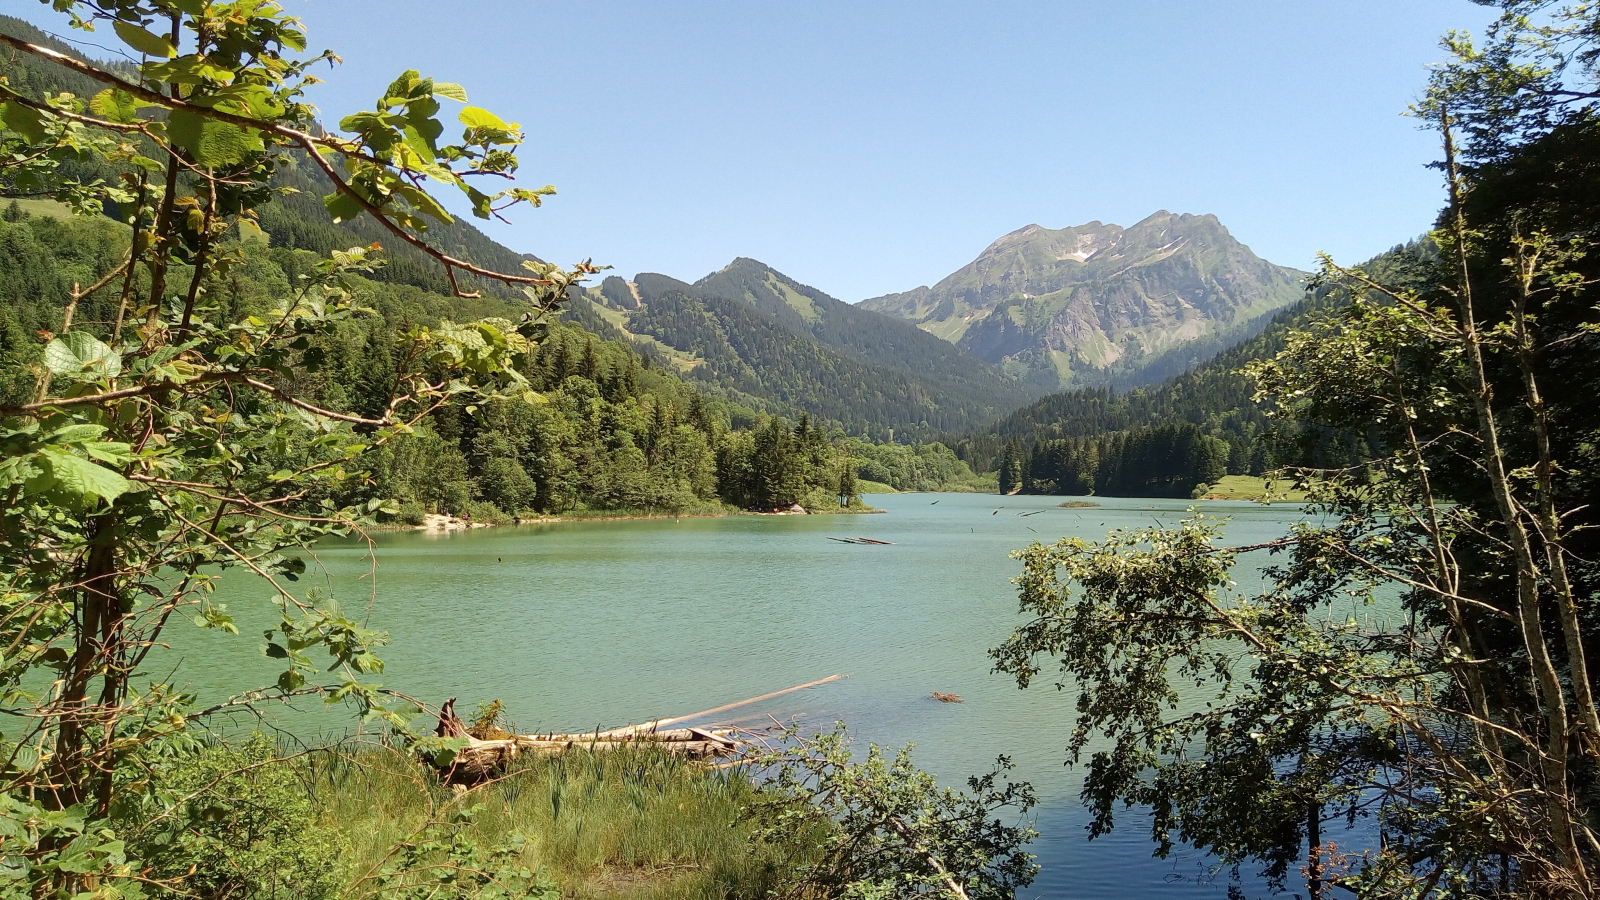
(80, 729), (1034, 900)
(0, 5), (1033, 900)
(751, 726), (1038, 900)
(993, 3), (1600, 895)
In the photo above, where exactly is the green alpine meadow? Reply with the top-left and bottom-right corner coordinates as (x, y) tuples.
(2, 1), (1600, 898)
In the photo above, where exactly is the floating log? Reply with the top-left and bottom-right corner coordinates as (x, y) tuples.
(854, 537), (895, 545)
(931, 692), (964, 703)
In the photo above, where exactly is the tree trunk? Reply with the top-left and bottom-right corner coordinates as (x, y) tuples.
(1307, 800), (1322, 900)
(50, 514), (118, 810)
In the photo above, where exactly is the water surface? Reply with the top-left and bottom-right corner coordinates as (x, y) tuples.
(181, 492), (1315, 899)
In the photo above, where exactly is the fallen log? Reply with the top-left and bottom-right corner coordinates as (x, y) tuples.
(505, 737), (738, 758)
(524, 726), (734, 743)
(433, 698), (522, 787)
(424, 675), (847, 786)
(596, 674), (848, 738)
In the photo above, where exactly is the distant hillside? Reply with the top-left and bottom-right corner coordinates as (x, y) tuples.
(0, 13), (543, 301)
(587, 259), (1036, 441)
(861, 211), (1308, 391)
(947, 239), (1438, 476)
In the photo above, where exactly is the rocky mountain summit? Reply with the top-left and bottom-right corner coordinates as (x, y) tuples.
(859, 211), (1308, 390)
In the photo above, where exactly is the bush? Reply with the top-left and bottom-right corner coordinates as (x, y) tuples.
(460, 499), (513, 526)
(398, 500), (428, 526)
(130, 734), (348, 900)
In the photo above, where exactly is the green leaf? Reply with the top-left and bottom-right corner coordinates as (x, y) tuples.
(464, 185), (493, 219)
(432, 82), (468, 102)
(237, 218), (268, 244)
(82, 441), (133, 465)
(5, 744), (38, 773)
(113, 20), (177, 59)
(167, 109), (262, 167)
(323, 189), (365, 224)
(401, 124), (439, 163)
(89, 89), (144, 124)
(42, 424), (107, 446)
(169, 0), (208, 14)
(43, 332), (122, 379)
(392, 183), (452, 224)
(432, 735), (471, 768)
(37, 450), (129, 503)
(458, 106), (510, 130)
(0, 101), (48, 143)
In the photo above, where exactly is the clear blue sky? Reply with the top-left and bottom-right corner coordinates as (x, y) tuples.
(27, 1), (1500, 299)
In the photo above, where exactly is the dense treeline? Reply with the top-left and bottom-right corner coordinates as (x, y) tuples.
(844, 439), (984, 492)
(997, 423), (1229, 498)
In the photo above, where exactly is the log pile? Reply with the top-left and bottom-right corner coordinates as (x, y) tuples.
(425, 674), (846, 787)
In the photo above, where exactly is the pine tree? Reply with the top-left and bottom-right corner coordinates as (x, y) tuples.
(998, 442), (1020, 495)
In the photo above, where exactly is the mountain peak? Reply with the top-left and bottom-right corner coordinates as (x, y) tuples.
(859, 212), (1306, 391)
(721, 256), (770, 272)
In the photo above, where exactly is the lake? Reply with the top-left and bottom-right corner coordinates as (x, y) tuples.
(178, 491), (1316, 899)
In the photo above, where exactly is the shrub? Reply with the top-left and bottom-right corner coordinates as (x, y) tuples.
(460, 499), (513, 526)
(131, 734), (348, 900)
(398, 500), (429, 526)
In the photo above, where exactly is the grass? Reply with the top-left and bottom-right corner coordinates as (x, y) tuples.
(314, 744), (800, 900)
(1198, 474), (1309, 503)
(7, 198), (76, 219)
(854, 479), (898, 493)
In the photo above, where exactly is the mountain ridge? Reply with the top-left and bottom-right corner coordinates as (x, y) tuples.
(589, 257), (1038, 440)
(860, 211), (1308, 391)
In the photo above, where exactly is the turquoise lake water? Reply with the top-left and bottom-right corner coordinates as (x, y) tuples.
(175, 491), (1320, 899)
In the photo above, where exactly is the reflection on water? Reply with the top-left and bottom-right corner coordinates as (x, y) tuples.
(175, 492), (1323, 899)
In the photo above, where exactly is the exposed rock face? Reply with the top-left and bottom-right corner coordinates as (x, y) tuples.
(859, 212), (1307, 390)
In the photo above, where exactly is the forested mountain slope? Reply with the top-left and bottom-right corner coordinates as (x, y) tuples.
(587, 259), (1037, 440)
(861, 211), (1308, 391)
(948, 239), (1439, 488)
(0, 14), (543, 301)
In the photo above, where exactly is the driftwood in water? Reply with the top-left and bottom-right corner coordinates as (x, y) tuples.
(424, 675), (846, 787)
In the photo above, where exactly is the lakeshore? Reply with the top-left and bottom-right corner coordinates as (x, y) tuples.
(183, 492), (1315, 900)
(409, 504), (886, 532)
